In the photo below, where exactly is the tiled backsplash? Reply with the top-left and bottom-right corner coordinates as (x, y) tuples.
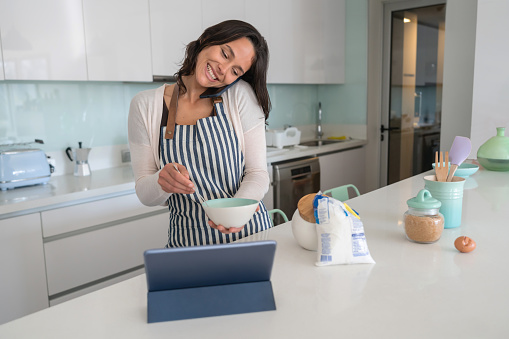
(0, 81), (160, 151)
(0, 81), (366, 149)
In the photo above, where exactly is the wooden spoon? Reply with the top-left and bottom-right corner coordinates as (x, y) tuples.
(434, 151), (449, 182)
(172, 163), (206, 204)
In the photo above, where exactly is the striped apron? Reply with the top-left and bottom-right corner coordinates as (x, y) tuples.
(160, 96), (272, 247)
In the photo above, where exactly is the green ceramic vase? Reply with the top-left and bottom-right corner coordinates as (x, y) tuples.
(477, 127), (509, 171)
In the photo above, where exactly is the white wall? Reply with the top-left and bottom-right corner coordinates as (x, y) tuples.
(469, 0), (509, 154)
(440, 0), (477, 150)
(441, 0), (509, 156)
(365, 0), (384, 192)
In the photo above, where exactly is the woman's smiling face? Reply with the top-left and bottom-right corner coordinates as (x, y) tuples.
(195, 37), (255, 88)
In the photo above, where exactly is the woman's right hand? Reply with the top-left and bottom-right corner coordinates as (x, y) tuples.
(158, 163), (195, 194)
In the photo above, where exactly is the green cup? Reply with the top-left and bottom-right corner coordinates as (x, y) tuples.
(424, 175), (466, 228)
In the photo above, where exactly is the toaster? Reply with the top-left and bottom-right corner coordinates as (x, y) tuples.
(0, 148), (51, 191)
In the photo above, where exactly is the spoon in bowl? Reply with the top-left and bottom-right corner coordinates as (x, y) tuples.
(172, 163), (206, 205)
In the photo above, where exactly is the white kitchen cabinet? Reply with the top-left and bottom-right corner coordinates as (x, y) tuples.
(319, 147), (366, 195)
(0, 0), (87, 80)
(268, 0), (345, 84)
(202, 0), (245, 30)
(202, 0), (345, 84)
(149, 0), (203, 77)
(49, 267), (144, 306)
(150, 0), (248, 78)
(83, 0), (152, 82)
(320, 0), (346, 83)
(41, 193), (161, 237)
(44, 211), (168, 297)
(149, 0), (343, 84)
(42, 194), (168, 298)
(0, 213), (48, 325)
(268, 0), (307, 83)
(245, 0), (270, 45)
(0, 0), (345, 83)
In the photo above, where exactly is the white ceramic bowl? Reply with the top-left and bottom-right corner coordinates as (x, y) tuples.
(291, 209), (318, 251)
(202, 198), (259, 229)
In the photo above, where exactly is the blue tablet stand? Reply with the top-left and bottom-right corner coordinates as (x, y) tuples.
(144, 241), (277, 323)
(147, 280), (276, 323)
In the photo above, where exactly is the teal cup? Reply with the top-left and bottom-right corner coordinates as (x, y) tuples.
(423, 175), (466, 228)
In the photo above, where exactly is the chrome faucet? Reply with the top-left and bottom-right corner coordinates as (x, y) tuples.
(317, 102), (323, 140)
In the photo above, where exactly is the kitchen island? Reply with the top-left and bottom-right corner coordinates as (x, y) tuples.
(1, 167), (508, 338)
(0, 138), (367, 324)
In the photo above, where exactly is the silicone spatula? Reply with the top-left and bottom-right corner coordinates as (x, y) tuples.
(446, 136), (472, 182)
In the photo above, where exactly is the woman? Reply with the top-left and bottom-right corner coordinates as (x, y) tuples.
(128, 20), (272, 247)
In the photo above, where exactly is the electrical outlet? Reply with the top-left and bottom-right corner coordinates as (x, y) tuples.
(121, 149), (131, 163)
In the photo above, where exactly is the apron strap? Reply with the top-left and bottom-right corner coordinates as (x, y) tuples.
(165, 85), (224, 139)
(164, 84), (179, 140)
(213, 96), (223, 116)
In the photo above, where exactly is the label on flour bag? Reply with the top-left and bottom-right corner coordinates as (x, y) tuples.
(314, 196), (331, 224)
(313, 194), (375, 266)
(351, 217), (370, 257)
(319, 233), (333, 263)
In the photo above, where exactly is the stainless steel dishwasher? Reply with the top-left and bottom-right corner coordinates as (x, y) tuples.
(272, 157), (320, 225)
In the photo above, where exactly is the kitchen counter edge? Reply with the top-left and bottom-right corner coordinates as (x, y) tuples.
(266, 138), (367, 163)
(0, 166), (137, 220)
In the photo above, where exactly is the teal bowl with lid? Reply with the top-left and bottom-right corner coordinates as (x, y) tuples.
(404, 189), (444, 243)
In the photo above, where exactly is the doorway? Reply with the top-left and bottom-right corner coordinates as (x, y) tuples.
(380, 0), (446, 185)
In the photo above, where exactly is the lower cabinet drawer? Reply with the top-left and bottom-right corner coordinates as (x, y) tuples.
(49, 268), (145, 306)
(41, 193), (165, 238)
(44, 212), (168, 296)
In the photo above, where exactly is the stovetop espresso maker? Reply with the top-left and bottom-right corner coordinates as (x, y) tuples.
(66, 142), (91, 176)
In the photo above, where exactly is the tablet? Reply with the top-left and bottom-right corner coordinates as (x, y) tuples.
(144, 240), (277, 292)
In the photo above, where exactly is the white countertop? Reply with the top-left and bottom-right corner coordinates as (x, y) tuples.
(0, 166), (136, 218)
(0, 139), (366, 219)
(1, 167), (507, 338)
(265, 138), (366, 163)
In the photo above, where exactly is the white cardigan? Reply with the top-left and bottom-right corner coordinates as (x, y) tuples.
(127, 80), (270, 206)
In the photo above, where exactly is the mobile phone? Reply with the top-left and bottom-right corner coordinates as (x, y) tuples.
(199, 77), (242, 98)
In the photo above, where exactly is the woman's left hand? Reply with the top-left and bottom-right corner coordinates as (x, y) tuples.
(207, 205), (260, 234)
(208, 221), (245, 234)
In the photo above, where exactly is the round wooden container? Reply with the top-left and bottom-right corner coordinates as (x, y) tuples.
(297, 193), (317, 223)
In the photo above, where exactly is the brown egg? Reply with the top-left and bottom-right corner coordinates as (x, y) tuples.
(454, 236), (476, 253)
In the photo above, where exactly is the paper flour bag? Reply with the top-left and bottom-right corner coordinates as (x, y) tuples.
(313, 194), (375, 266)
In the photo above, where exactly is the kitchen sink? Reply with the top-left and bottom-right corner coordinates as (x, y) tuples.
(299, 139), (346, 147)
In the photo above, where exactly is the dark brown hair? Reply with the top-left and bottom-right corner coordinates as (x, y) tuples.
(176, 20), (271, 119)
